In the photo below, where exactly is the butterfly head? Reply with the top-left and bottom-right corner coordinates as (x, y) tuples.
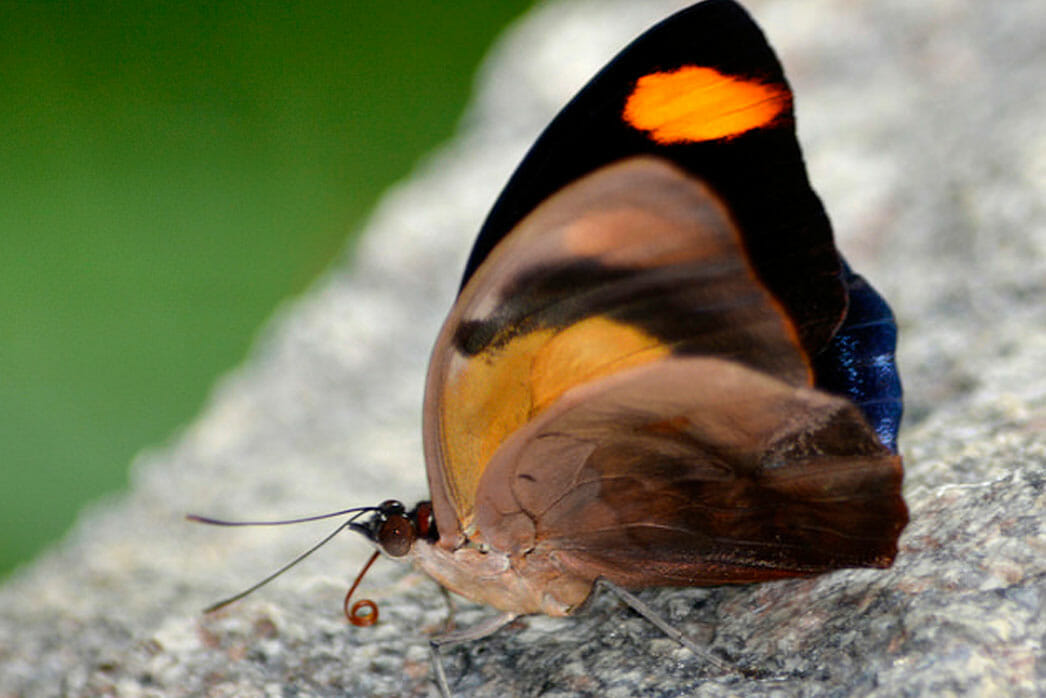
(349, 499), (438, 558)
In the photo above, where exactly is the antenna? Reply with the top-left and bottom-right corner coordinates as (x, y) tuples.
(187, 506), (379, 614)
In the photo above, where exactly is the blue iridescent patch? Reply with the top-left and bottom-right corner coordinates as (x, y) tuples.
(815, 263), (903, 452)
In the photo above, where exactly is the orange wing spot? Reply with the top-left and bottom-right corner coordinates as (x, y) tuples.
(623, 66), (791, 143)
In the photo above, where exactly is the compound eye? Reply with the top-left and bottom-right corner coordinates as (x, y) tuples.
(377, 514), (414, 557)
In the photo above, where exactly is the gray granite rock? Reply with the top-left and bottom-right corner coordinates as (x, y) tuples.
(1, 0), (1043, 696)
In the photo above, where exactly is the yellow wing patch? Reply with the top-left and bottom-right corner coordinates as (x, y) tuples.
(440, 316), (670, 530)
(623, 66), (790, 143)
(530, 317), (670, 414)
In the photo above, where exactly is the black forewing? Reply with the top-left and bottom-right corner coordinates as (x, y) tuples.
(460, 0), (844, 358)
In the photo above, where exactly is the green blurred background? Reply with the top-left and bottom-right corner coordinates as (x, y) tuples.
(0, 1), (535, 577)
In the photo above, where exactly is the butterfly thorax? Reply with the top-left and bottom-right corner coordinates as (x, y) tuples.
(409, 535), (593, 617)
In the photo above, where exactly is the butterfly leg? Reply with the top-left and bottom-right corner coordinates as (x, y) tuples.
(594, 578), (735, 674)
(437, 584), (458, 633)
(429, 610), (518, 698)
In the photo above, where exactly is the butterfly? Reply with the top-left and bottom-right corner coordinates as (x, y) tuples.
(354, 0), (906, 621)
(200, 0), (908, 693)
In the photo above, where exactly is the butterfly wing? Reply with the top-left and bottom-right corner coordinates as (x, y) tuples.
(426, 157), (821, 546)
(461, 0), (842, 358)
(423, 0), (904, 567)
(471, 356), (906, 589)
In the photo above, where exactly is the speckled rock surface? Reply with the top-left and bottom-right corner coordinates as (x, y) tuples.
(1, 1), (1043, 696)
